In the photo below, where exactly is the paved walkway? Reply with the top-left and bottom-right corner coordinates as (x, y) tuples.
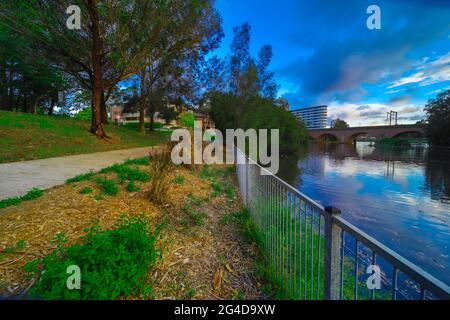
(0, 147), (153, 200)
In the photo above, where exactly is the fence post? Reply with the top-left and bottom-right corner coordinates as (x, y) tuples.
(323, 206), (342, 300)
(245, 157), (249, 207)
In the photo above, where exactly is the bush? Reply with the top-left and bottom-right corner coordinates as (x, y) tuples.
(148, 144), (175, 204)
(178, 112), (195, 128)
(74, 107), (91, 121)
(24, 215), (162, 300)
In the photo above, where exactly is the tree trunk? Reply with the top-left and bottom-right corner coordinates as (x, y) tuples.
(0, 63), (7, 110)
(150, 110), (155, 132)
(139, 70), (146, 134)
(89, 0), (106, 138)
(48, 95), (56, 115)
(101, 90), (108, 124)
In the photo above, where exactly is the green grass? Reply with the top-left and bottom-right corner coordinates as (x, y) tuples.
(95, 178), (119, 196)
(66, 172), (96, 184)
(123, 156), (151, 166)
(0, 110), (169, 164)
(182, 204), (207, 227)
(0, 188), (44, 209)
(79, 187), (93, 195)
(126, 180), (140, 192)
(100, 163), (150, 182)
(172, 174), (185, 184)
(24, 215), (162, 300)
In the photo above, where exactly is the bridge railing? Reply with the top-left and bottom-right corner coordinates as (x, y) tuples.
(235, 147), (450, 300)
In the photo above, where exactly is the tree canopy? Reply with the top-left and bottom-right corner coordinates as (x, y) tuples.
(424, 90), (450, 147)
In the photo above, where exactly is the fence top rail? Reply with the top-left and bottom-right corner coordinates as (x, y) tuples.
(236, 147), (326, 213)
(334, 216), (450, 299)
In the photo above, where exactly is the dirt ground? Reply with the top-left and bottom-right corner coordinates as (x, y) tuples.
(0, 162), (264, 300)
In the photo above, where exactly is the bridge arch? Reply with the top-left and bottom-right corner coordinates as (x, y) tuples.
(316, 133), (339, 143)
(345, 132), (370, 144)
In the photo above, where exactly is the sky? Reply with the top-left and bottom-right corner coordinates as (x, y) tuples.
(212, 0), (450, 127)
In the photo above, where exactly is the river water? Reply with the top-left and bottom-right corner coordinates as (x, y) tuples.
(277, 142), (450, 286)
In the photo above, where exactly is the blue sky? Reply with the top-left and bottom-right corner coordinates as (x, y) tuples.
(212, 0), (450, 126)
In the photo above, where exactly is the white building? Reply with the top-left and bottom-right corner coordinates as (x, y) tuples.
(291, 105), (327, 129)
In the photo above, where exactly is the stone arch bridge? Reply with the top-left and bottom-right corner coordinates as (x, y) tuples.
(309, 124), (427, 144)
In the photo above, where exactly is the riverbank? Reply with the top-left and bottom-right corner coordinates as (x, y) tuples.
(0, 158), (265, 299)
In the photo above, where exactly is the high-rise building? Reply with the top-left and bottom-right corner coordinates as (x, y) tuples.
(291, 105), (327, 129)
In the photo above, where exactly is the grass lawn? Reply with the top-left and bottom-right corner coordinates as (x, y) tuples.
(0, 110), (170, 163)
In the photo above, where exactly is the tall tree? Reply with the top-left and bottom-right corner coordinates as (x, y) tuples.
(0, 0), (222, 138)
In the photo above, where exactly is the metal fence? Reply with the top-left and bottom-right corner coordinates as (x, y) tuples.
(235, 148), (450, 300)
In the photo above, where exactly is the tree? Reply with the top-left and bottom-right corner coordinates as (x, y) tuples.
(331, 118), (350, 128)
(424, 90), (450, 146)
(1, 0), (222, 138)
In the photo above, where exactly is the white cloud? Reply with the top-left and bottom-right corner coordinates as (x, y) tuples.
(388, 53), (450, 88)
(327, 101), (425, 127)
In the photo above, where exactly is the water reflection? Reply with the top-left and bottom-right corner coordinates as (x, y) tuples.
(278, 142), (450, 285)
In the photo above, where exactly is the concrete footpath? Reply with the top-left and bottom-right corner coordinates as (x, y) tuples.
(0, 147), (153, 200)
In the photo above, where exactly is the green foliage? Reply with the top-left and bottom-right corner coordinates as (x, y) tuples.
(331, 118), (349, 128)
(425, 90), (450, 146)
(74, 107), (92, 121)
(211, 181), (223, 197)
(210, 93), (308, 155)
(173, 174), (185, 184)
(0, 240), (27, 259)
(66, 172), (96, 184)
(178, 112), (195, 128)
(123, 122), (163, 130)
(126, 181), (140, 192)
(79, 187), (93, 195)
(123, 157), (151, 166)
(100, 163), (150, 182)
(24, 215), (162, 300)
(95, 178), (119, 195)
(0, 188), (44, 209)
(376, 137), (411, 147)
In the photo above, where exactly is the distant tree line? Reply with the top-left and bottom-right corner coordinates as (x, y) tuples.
(424, 89), (450, 147)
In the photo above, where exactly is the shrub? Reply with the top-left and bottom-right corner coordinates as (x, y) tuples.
(24, 215), (162, 300)
(74, 107), (91, 121)
(96, 178), (119, 195)
(147, 144), (175, 205)
(178, 112), (195, 128)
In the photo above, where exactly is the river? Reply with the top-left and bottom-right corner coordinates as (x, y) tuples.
(277, 142), (450, 286)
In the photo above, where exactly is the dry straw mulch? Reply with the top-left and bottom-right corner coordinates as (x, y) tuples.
(0, 161), (263, 300)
